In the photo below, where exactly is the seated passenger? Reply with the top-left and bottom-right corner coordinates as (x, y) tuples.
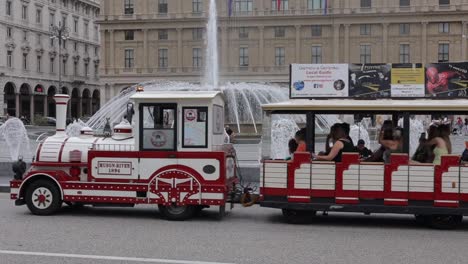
(380, 127), (404, 164)
(313, 125), (355, 162)
(438, 123), (452, 155)
(295, 128), (307, 152)
(365, 120), (393, 162)
(341, 122), (354, 146)
(426, 123), (450, 165)
(319, 123), (338, 155)
(412, 133), (434, 163)
(356, 139), (372, 159)
(286, 138), (298, 160)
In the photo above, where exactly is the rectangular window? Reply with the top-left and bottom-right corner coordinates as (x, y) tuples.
(192, 28), (203, 40)
(158, 0), (168, 14)
(6, 1), (12, 16)
(235, 0), (253, 12)
(140, 104), (177, 151)
(439, 22), (450, 33)
(124, 49), (134, 68)
(311, 46), (322, 64)
(192, 0), (202, 13)
(37, 33), (41, 45)
(23, 54), (28, 70)
(400, 0), (410, 7)
(360, 24), (371, 35)
(275, 47), (285, 66)
(124, 30), (134, 40)
(36, 9), (42, 24)
(158, 29), (168, 40)
(239, 27), (249, 39)
(50, 13), (55, 26)
(74, 62), (78, 76)
(84, 63), (88, 77)
(124, 0), (134, 15)
(62, 16), (67, 28)
(439, 0), (450, 5)
(84, 22), (89, 38)
(74, 19), (78, 32)
(271, 0), (288, 10)
(239, 47), (249, 67)
(183, 107), (208, 148)
(94, 25), (99, 40)
(311, 25), (322, 37)
(84, 44), (88, 53)
(308, 0), (324, 10)
(95, 47), (98, 56)
(399, 44), (410, 63)
(23, 30), (27, 41)
(62, 60), (66, 75)
(7, 27), (12, 38)
(50, 38), (54, 47)
(399, 23), (410, 35)
(192, 48), (202, 68)
(274, 27), (286, 38)
(361, 0), (372, 8)
(22, 5), (28, 20)
(438, 43), (449, 62)
(74, 42), (78, 51)
(159, 49), (168, 68)
(50, 58), (55, 73)
(37, 56), (42, 72)
(7, 51), (12, 68)
(360, 44), (371, 64)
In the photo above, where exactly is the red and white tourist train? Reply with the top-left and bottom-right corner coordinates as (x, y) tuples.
(10, 91), (236, 220)
(9, 90), (468, 228)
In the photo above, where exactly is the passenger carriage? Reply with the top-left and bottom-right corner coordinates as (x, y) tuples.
(10, 91), (236, 220)
(259, 99), (468, 228)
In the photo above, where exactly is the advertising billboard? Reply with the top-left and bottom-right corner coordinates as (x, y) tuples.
(290, 64), (349, 98)
(425, 63), (468, 97)
(391, 63), (425, 97)
(349, 64), (391, 98)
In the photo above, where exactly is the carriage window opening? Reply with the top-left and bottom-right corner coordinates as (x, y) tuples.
(141, 104), (176, 151)
(183, 107), (208, 148)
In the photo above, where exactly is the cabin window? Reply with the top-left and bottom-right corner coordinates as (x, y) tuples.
(213, 105), (224, 135)
(140, 104), (177, 151)
(182, 107), (208, 148)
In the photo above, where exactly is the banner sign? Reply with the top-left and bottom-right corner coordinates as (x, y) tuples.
(290, 62), (468, 99)
(290, 64), (349, 98)
(425, 63), (468, 97)
(391, 63), (425, 97)
(349, 64), (391, 98)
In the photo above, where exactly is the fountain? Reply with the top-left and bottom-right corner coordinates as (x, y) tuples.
(0, 118), (31, 161)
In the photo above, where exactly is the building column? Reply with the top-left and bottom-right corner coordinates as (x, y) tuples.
(462, 21), (467, 60)
(109, 30), (115, 69)
(43, 95), (48, 117)
(344, 24), (350, 63)
(295, 25), (301, 63)
(177, 28), (183, 72)
(333, 24), (340, 63)
(421, 22), (428, 64)
(15, 93), (20, 117)
(259, 26), (264, 69)
(30, 94), (35, 124)
(382, 23), (389, 63)
(143, 29), (149, 71)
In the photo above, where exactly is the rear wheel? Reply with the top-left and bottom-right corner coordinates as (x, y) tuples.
(158, 204), (196, 221)
(282, 209), (316, 224)
(427, 215), (463, 230)
(25, 180), (62, 215)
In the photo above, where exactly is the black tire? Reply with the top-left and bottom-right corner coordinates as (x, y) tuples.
(282, 209), (316, 224)
(427, 215), (463, 230)
(25, 180), (62, 216)
(158, 204), (196, 221)
(414, 214), (429, 225)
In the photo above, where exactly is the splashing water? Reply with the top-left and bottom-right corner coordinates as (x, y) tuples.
(0, 118), (31, 161)
(66, 119), (88, 137)
(270, 117), (300, 159)
(350, 124), (371, 148)
(204, 0), (219, 88)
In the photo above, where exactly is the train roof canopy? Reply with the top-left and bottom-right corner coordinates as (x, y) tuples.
(130, 91), (222, 100)
(262, 99), (468, 112)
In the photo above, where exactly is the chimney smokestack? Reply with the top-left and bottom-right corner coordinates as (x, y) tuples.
(53, 94), (70, 136)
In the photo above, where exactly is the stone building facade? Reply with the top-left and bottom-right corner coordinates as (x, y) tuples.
(98, 0), (468, 100)
(1, 0), (102, 121)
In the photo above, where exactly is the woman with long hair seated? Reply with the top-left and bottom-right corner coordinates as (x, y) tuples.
(313, 124), (355, 162)
(427, 122), (451, 165)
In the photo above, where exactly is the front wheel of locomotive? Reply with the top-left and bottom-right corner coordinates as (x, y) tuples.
(158, 204), (196, 221)
(25, 180), (62, 215)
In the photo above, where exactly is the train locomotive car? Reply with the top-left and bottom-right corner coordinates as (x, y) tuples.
(10, 91), (236, 220)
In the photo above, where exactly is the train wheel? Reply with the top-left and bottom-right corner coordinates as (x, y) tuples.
(427, 215), (463, 230)
(282, 209), (316, 224)
(25, 180), (62, 216)
(158, 204), (196, 221)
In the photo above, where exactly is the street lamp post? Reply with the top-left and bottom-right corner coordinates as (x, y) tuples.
(50, 22), (69, 95)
